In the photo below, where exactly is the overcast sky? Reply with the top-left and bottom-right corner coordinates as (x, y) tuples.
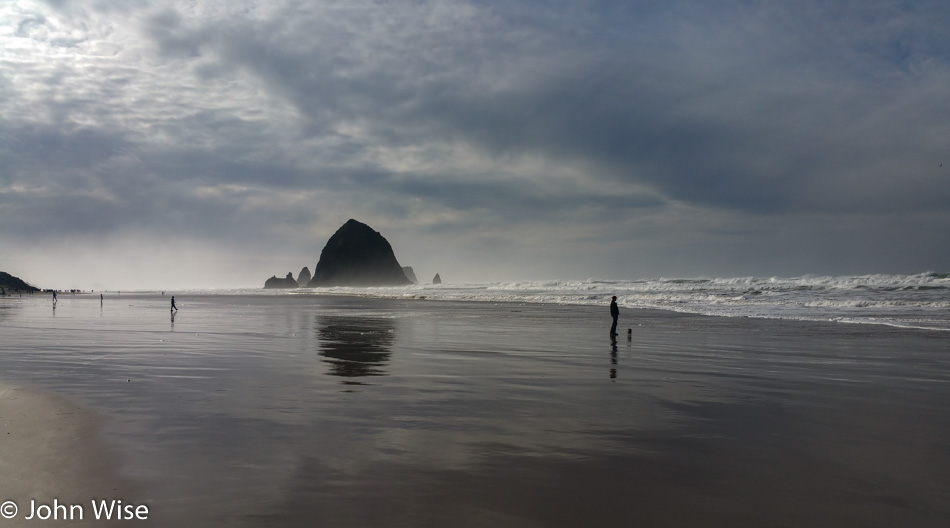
(2, 0), (949, 290)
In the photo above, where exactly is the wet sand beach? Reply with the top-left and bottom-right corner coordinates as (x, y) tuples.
(0, 293), (948, 526)
(0, 381), (136, 527)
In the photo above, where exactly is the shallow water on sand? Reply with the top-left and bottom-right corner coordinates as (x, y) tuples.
(1, 293), (948, 526)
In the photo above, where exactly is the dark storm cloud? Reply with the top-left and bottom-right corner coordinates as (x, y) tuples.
(133, 0), (950, 216)
(1, 122), (130, 174)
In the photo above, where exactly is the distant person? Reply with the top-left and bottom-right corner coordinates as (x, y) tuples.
(609, 296), (619, 337)
(100, 293), (104, 304)
(52, 290), (57, 303)
(171, 296), (178, 312)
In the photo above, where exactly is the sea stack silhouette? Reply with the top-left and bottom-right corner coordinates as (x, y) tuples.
(264, 272), (299, 289)
(297, 267), (312, 287)
(308, 219), (411, 287)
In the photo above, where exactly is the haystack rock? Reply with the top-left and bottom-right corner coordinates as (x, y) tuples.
(264, 272), (299, 289)
(432, 273), (442, 285)
(308, 219), (411, 287)
(402, 266), (418, 284)
(297, 266), (312, 287)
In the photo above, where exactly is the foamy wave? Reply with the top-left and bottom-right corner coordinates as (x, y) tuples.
(175, 272), (950, 331)
(316, 273), (950, 330)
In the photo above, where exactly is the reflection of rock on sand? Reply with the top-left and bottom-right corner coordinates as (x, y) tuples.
(317, 317), (395, 382)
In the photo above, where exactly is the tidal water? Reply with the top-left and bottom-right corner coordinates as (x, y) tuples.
(277, 272), (950, 330)
(0, 293), (948, 526)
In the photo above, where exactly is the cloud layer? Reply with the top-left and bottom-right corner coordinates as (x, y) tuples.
(2, 0), (949, 288)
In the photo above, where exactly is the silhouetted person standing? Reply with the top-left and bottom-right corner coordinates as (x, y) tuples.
(171, 296), (178, 313)
(609, 296), (619, 337)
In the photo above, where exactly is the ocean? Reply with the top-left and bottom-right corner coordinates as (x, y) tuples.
(217, 271), (950, 331)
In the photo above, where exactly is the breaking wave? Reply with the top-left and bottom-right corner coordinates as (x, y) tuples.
(287, 272), (950, 331)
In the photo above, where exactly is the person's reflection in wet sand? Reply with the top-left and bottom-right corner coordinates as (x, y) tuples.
(170, 310), (176, 330)
(610, 338), (618, 381)
(317, 317), (395, 384)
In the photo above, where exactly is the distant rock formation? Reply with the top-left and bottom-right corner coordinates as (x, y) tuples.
(402, 266), (418, 284)
(264, 272), (299, 289)
(297, 267), (312, 287)
(309, 219), (411, 287)
(0, 271), (39, 292)
(432, 273), (442, 285)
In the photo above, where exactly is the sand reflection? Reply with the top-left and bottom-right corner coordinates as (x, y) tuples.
(317, 316), (395, 382)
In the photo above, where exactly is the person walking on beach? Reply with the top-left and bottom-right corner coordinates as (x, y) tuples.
(171, 296), (178, 313)
(609, 296), (619, 337)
